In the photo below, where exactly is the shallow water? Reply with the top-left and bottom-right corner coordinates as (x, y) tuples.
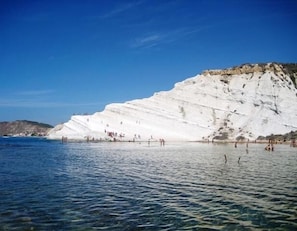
(0, 137), (296, 230)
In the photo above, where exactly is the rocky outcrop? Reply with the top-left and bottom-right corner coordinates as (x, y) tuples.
(283, 63), (297, 88)
(202, 63), (296, 78)
(48, 62), (297, 142)
(0, 120), (53, 136)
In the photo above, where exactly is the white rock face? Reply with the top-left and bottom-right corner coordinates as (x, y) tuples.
(48, 63), (297, 141)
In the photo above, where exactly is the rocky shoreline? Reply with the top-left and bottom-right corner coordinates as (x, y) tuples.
(0, 120), (53, 137)
(55, 131), (297, 147)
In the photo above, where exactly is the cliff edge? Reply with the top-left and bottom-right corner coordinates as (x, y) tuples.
(48, 62), (297, 142)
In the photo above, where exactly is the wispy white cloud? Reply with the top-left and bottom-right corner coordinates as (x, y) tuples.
(0, 98), (101, 108)
(101, 0), (145, 19)
(15, 89), (54, 96)
(0, 89), (106, 108)
(130, 34), (163, 49)
(130, 25), (208, 49)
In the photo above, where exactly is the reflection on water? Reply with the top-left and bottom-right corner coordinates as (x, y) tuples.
(0, 138), (296, 230)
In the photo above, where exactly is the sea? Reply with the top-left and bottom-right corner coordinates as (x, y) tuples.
(0, 137), (296, 230)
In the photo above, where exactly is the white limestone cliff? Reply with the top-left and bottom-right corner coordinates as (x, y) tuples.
(47, 63), (297, 141)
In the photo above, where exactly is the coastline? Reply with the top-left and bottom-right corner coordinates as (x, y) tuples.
(2, 134), (296, 147)
(45, 136), (296, 146)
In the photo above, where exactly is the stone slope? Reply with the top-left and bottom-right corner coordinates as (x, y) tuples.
(48, 63), (297, 141)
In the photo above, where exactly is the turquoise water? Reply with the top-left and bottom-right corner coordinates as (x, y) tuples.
(0, 137), (296, 230)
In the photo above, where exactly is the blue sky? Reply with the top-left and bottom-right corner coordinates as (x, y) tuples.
(1, 0), (296, 125)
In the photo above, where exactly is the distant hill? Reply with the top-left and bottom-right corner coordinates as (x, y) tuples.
(0, 120), (53, 136)
(257, 130), (297, 142)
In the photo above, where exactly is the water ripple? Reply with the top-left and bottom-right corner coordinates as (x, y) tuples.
(0, 140), (296, 230)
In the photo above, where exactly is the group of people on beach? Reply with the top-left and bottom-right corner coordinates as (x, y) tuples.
(290, 139), (297, 147)
(265, 143), (274, 151)
(265, 139), (275, 151)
